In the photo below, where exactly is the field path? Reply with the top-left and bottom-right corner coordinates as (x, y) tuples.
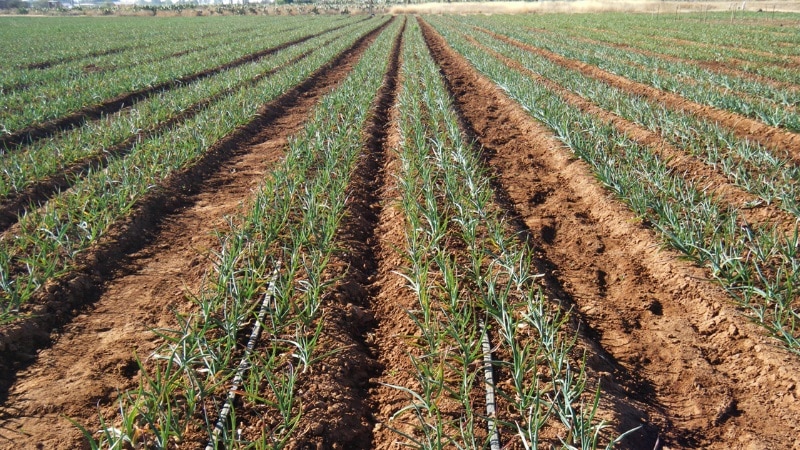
(421, 17), (800, 450)
(0, 22), (386, 450)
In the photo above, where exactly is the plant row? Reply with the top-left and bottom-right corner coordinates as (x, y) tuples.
(454, 15), (800, 132)
(544, 12), (800, 85)
(434, 16), (800, 220)
(425, 15), (800, 354)
(386, 19), (627, 449)
(0, 18), (254, 93)
(0, 16), (359, 136)
(0, 18), (366, 205)
(84, 17), (402, 449)
(0, 16), (388, 322)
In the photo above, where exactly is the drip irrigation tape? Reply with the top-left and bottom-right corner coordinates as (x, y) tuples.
(205, 259), (282, 450)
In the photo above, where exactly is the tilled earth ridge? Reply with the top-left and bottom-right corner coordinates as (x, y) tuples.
(420, 16), (800, 450)
(280, 19), (405, 449)
(2, 14), (800, 450)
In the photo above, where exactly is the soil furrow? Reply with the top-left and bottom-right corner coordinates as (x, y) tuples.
(22, 46), (133, 71)
(0, 46), (321, 235)
(0, 20), (361, 150)
(421, 19), (666, 448)
(2, 29), (233, 95)
(463, 34), (799, 231)
(364, 35), (438, 450)
(654, 34), (800, 69)
(478, 27), (800, 161)
(0, 24), (390, 450)
(421, 18), (800, 450)
(284, 18), (404, 450)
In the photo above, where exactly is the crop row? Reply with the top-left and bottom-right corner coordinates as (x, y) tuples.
(0, 16), (387, 322)
(87, 18), (401, 449)
(0, 16), (186, 68)
(438, 16), (800, 221)
(0, 18), (364, 221)
(424, 16), (800, 354)
(0, 22), (256, 94)
(547, 13), (800, 84)
(0, 16), (359, 136)
(385, 19), (627, 448)
(452, 15), (800, 133)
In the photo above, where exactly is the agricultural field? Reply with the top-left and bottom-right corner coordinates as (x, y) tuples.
(0, 8), (799, 450)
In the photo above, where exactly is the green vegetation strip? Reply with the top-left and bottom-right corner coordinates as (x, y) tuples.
(456, 15), (800, 133)
(511, 13), (800, 87)
(385, 19), (628, 448)
(86, 18), (401, 449)
(434, 15), (800, 219)
(0, 17), (387, 322)
(0, 20), (362, 204)
(425, 15), (800, 354)
(0, 16), (358, 136)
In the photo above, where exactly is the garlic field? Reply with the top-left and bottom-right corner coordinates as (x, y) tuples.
(0, 11), (799, 450)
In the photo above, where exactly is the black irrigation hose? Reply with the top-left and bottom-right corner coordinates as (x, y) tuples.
(480, 319), (502, 450)
(205, 260), (281, 450)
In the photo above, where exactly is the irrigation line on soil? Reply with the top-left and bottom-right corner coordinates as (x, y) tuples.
(480, 319), (501, 450)
(205, 259), (282, 450)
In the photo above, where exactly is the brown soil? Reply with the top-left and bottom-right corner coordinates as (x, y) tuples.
(22, 46), (131, 71)
(654, 34), (800, 69)
(478, 27), (800, 160)
(0, 20), (361, 150)
(4, 13), (800, 450)
(463, 34), (799, 231)
(279, 18), (405, 449)
(0, 20), (388, 450)
(421, 17), (800, 450)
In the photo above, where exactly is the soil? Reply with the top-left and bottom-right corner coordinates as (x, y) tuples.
(0, 19), (388, 450)
(0, 20), (361, 150)
(0, 45), (320, 234)
(653, 35), (800, 70)
(463, 34), (799, 233)
(556, 27), (800, 95)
